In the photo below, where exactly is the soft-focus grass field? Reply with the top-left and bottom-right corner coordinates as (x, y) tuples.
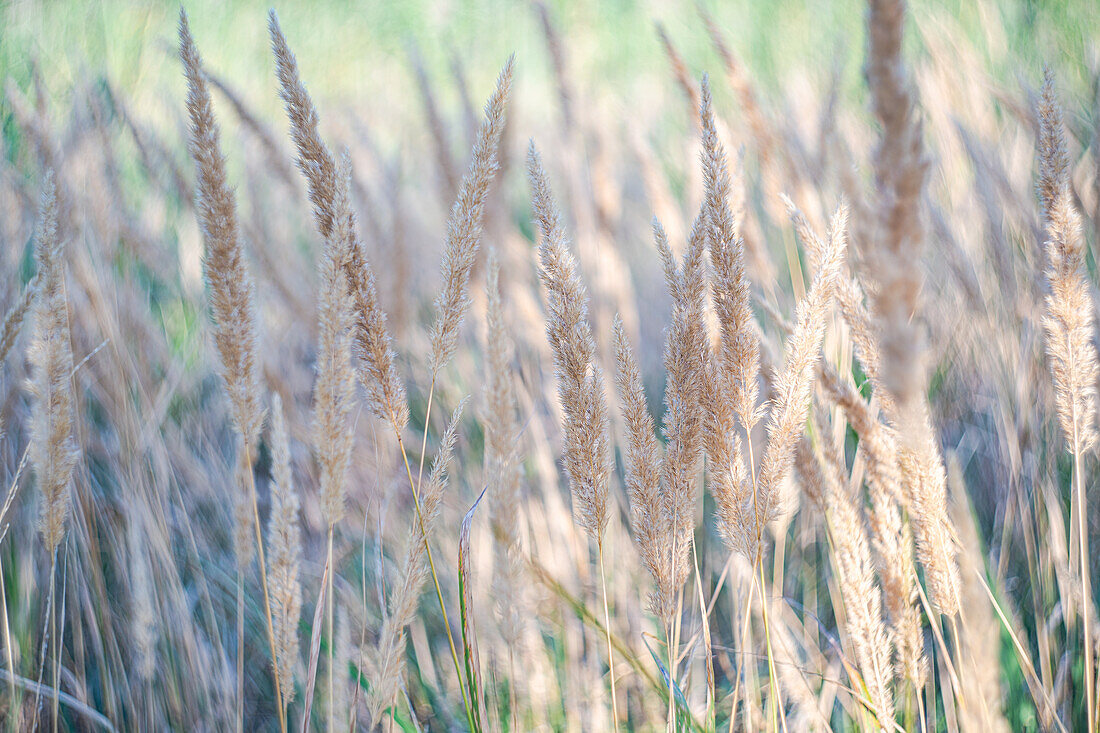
(3, 0), (1100, 730)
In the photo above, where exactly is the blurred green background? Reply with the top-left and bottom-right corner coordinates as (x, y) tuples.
(3, 0), (1098, 145)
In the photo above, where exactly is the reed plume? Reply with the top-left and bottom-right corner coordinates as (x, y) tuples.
(612, 316), (671, 619)
(865, 0), (927, 409)
(179, 9), (262, 449)
(789, 194), (925, 687)
(818, 366), (924, 686)
(1037, 67), (1097, 728)
(267, 394), (302, 707)
(269, 10), (408, 435)
(529, 141), (621, 729)
(28, 171), (79, 556)
(527, 142), (612, 541)
(700, 77), (762, 438)
(750, 205), (847, 555)
(654, 216), (708, 591)
(1037, 70), (1097, 455)
(268, 11), (338, 239)
(807, 411), (896, 729)
(312, 154), (356, 527)
(428, 56), (514, 377)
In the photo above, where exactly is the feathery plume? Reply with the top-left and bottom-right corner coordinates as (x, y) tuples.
(1038, 69), (1098, 454)
(429, 57), (514, 377)
(527, 143), (612, 541)
(267, 394), (302, 706)
(1037, 67), (1098, 726)
(612, 316), (672, 619)
(269, 11), (408, 434)
(268, 10), (338, 239)
(656, 216), (708, 589)
(865, 0), (928, 409)
(27, 171), (79, 555)
(810, 415), (896, 729)
(232, 440), (255, 568)
(752, 205), (847, 552)
(312, 154), (357, 527)
(700, 78), (762, 436)
(180, 9), (262, 448)
(818, 366), (924, 684)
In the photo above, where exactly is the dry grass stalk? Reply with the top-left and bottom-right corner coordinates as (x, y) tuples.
(368, 400), (465, 726)
(527, 143), (612, 541)
(410, 47), (460, 202)
(865, 0), (928, 410)
(818, 367), (924, 686)
(612, 316), (671, 619)
(27, 172), (79, 556)
(751, 205), (847, 553)
(1037, 71), (1097, 455)
(269, 10), (408, 435)
(791, 193), (926, 688)
(865, 0), (960, 617)
(654, 216), (708, 591)
(267, 394), (302, 707)
(428, 57), (514, 377)
(809, 411), (896, 729)
(483, 250), (526, 644)
(203, 71), (299, 192)
(655, 23), (700, 119)
(700, 78), (762, 441)
(333, 605), (352, 731)
(179, 10), (262, 450)
(533, 1), (574, 131)
(1037, 67), (1098, 728)
(696, 6), (775, 165)
(312, 154), (357, 527)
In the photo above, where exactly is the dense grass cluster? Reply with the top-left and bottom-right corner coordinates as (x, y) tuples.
(2, 0), (1100, 730)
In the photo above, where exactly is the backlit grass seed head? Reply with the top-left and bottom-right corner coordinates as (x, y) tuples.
(1037, 70), (1097, 454)
(753, 205), (847, 547)
(267, 394), (302, 705)
(27, 171), (79, 556)
(657, 215), (708, 588)
(270, 11), (408, 435)
(700, 77), (762, 435)
(528, 142), (612, 540)
(179, 9), (262, 448)
(429, 57), (514, 377)
(612, 316), (673, 619)
(312, 154), (357, 527)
